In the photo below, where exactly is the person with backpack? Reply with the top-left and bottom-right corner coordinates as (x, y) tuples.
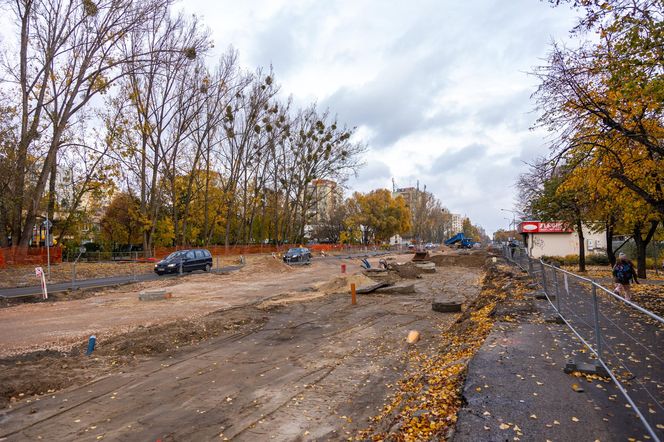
(612, 252), (639, 301)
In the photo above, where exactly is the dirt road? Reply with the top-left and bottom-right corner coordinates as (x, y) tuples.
(0, 257), (368, 357)
(0, 252), (485, 441)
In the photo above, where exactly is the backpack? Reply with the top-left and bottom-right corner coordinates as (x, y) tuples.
(614, 262), (633, 284)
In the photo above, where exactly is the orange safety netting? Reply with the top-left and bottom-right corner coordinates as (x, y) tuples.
(153, 243), (363, 259)
(0, 244), (370, 268)
(0, 246), (63, 269)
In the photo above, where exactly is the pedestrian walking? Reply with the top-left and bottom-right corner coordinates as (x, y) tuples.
(612, 252), (639, 301)
(508, 241), (517, 259)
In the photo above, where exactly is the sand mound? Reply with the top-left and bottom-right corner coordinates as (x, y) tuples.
(258, 273), (378, 309)
(312, 274), (376, 294)
(242, 256), (294, 274)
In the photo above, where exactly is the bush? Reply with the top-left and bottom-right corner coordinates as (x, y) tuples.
(587, 254), (610, 265)
(562, 254), (579, 266)
(84, 242), (102, 252)
(645, 257), (657, 269)
(540, 253), (609, 267)
(540, 255), (564, 266)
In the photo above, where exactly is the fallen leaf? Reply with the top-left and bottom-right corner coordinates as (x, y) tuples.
(572, 417), (579, 422)
(499, 423), (510, 430)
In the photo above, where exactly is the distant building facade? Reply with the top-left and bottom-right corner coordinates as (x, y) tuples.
(306, 179), (343, 224)
(393, 187), (417, 209)
(450, 213), (464, 233)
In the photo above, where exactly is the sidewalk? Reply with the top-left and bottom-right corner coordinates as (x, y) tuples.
(453, 286), (657, 441)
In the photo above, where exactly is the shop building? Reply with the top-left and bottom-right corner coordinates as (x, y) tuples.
(518, 221), (606, 258)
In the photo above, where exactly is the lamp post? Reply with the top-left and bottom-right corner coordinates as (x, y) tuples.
(500, 208), (519, 231)
(37, 215), (53, 282)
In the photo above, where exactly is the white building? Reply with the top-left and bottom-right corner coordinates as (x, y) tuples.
(450, 213), (464, 233)
(518, 221), (606, 258)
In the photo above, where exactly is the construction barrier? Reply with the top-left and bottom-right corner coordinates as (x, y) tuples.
(153, 243), (371, 259)
(503, 246), (664, 442)
(0, 244), (377, 268)
(0, 246), (63, 269)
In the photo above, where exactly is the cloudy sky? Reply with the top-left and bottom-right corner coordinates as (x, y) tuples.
(178, 0), (580, 234)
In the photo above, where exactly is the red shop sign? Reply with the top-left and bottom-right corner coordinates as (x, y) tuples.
(518, 221), (573, 233)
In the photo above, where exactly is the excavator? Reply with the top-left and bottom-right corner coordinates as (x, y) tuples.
(444, 233), (476, 249)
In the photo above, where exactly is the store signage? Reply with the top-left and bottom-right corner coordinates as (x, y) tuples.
(517, 221), (573, 233)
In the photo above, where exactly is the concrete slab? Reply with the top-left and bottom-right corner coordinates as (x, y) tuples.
(432, 299), (462, 312)
(356, 281), (390, 294)
(374, 283), (416, 295)
(138, 289), (173, 301)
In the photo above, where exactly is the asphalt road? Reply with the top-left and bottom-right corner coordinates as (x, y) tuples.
(0, 252), (392, 299)
(0, 265), (244, 299)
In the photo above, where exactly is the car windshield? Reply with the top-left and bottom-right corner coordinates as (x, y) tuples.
(287, 248), (305, 254)
(165, 251), (185, 260)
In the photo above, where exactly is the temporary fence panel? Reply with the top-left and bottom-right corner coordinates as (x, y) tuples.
(502, 246), (663, 442)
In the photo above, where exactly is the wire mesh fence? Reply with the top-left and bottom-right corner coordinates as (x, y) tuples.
(503, 245), (664, 442)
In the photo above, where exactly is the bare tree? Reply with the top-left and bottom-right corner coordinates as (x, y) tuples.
(1, 0), (183, 248)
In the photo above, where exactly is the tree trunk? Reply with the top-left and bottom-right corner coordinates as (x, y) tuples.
(633, 220), (659, 279)
(576, 219), (586, 272)
(47, 157), (57, 233)
(605, 216), (616, 266)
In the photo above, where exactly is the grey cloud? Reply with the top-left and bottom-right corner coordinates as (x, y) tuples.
(192, 0), (580, 233)
(345, 158), (392, 194)
(246, 10), (299, 75)
(429, 143), (488, 173)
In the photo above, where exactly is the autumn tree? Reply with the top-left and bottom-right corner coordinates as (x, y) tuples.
(100, 192), (143, 247)
(1, 0), (179, 248)
(519, 160), (592, 271)
(345, 190), (411, 244)
(535, 0), (664, 219)
(493, 229), (518, 243)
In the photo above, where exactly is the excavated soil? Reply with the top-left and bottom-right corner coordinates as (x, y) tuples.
(0, 251), (491, 441)
(0, 308), (268, 409)
(429, 251), (487, 268)
(240, 255), (294, 274)
(257, 274), (378, 309)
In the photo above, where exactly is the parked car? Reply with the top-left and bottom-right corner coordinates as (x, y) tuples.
(425, 243), (436, 250)
(283, 247), (312, 264)
(154, 249), (213, 275)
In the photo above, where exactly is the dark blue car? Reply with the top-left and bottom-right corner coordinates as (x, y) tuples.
(154, 249), (213, 275)
(282, 247), (312, 264)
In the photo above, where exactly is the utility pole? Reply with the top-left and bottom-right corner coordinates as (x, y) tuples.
(44, 214), (51, 281)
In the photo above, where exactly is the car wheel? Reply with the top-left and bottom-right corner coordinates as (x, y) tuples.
(205, 263), (211, 272)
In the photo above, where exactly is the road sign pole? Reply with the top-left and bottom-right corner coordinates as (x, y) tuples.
(591, 284), (603, 357)
(45, 214), (51, 281)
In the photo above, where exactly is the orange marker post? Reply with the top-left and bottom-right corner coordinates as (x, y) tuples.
(351, 283), (357, 305)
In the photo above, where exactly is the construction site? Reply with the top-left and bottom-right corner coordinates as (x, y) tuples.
(0, 247), (492, 440)
(0, 246), (662, 441)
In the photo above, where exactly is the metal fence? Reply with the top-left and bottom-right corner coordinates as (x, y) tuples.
(503, 245), (664, 442)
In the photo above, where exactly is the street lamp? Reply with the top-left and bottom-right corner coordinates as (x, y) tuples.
(500, 208), (519, 231)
